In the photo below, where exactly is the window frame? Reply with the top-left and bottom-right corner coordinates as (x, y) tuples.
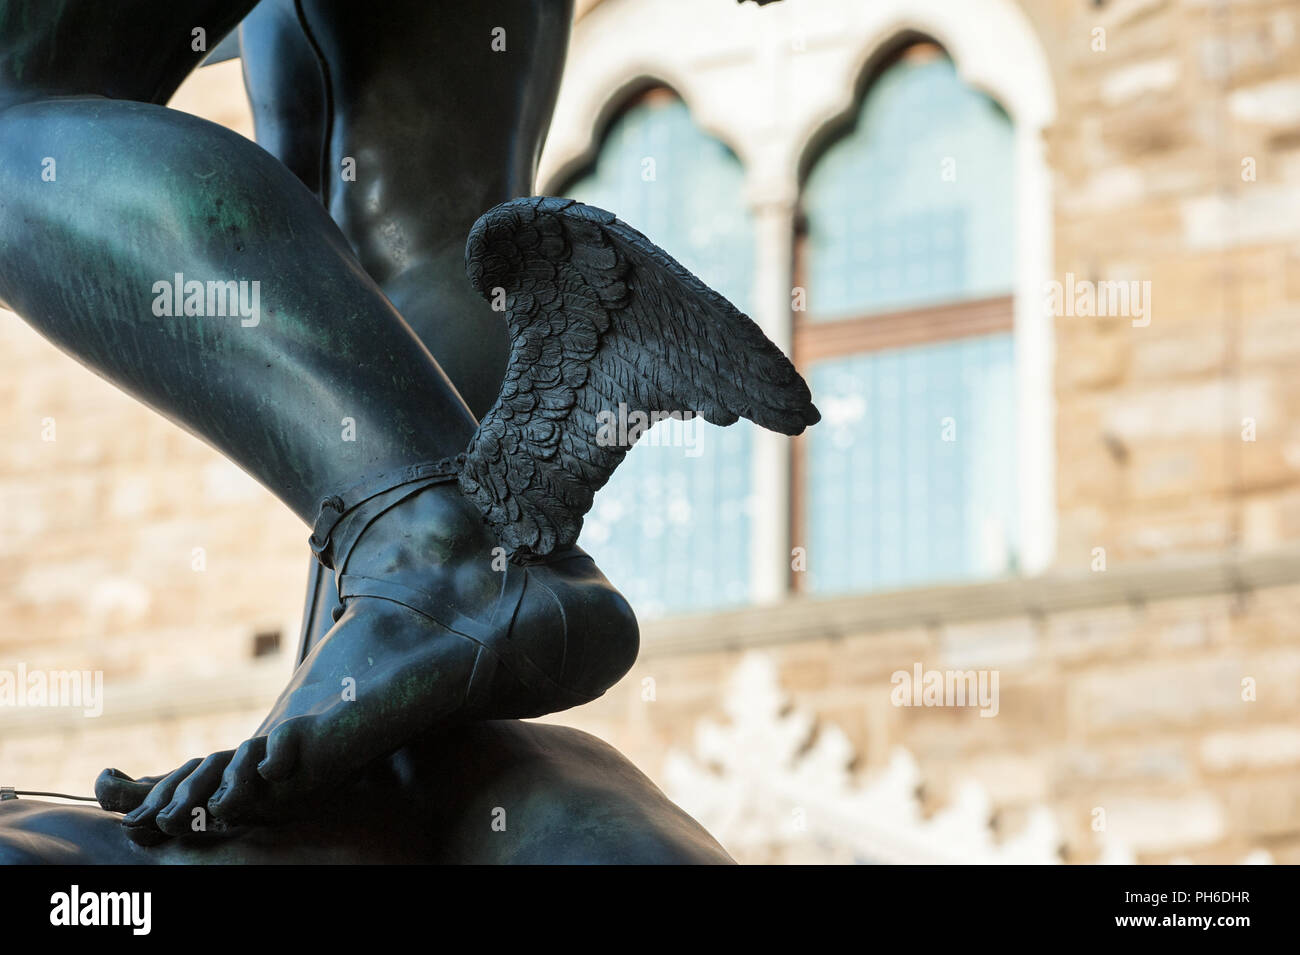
(788, 293), (1014, 595)
(788, 66), (1017, 594)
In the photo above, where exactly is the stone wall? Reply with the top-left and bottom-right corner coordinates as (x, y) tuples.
(561, 550), (1300, 863)
(1045, 0), (1300, 567)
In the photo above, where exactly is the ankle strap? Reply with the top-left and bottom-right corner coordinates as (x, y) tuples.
(309, 455), (465, 569)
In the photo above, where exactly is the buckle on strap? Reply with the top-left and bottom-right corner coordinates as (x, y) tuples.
(309, 455), (465, 568)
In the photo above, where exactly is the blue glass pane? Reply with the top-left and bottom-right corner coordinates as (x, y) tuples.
(803, 52), (1014, 318)
(804, 334), (1018, 594)
(562, 96), (756, 618)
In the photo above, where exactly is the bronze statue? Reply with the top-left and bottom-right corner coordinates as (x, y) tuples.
(0, 0), (814, 861)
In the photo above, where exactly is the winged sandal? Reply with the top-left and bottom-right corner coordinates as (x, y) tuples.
(308, 196), (822, 717)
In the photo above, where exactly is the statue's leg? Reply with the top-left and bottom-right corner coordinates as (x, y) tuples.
(236, 1), (576, 676)
(239, 0), (575, 419)
(0, 5), (637, 841)
(0, 97), (478, 516)
(0, 0), (484, 518)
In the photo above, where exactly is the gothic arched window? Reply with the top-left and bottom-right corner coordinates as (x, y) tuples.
(797, 43), (1018, 594)
(560, 88), (757, 617)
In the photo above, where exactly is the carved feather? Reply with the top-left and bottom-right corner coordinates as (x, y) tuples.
(460, 196), (820, 557)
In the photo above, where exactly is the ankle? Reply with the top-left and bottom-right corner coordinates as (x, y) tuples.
(343, 480), (493, 579)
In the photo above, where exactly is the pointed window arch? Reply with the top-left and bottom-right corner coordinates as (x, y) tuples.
(559, 87), (758, 617)
(796, 41), (1019, 594)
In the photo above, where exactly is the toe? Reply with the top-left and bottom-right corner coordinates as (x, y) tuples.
(207, 736), (268, 826)
(154, 751), (233, 837)
(121, 758), (202, 844)
(257, 720), (302, 783)
(95, 768), (162, 814)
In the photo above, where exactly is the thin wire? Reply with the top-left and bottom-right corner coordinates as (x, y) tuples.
(11, 790), (99, 802)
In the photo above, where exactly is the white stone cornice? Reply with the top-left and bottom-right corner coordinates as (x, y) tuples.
(540, 0), (1056, 197)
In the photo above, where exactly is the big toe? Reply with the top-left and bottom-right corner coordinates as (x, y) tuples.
(95, 768), (160, 814)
